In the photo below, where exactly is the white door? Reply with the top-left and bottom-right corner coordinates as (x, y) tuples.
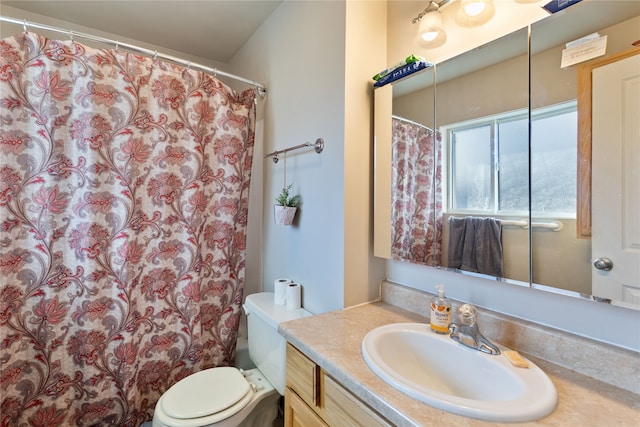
(591, 52), (640, 308)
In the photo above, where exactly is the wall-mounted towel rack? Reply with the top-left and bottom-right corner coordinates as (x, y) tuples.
(502, 219), (563, 231)
(265, 138), (324, 163)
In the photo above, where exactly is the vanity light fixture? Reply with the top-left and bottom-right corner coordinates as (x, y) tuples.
(415, 8), (447, 48)
(413, 0), (496, 48)
(412, 0), (452, 48)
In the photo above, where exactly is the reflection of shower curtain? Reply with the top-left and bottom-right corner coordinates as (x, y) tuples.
(391, 118), (442, 265)
(0, 33), (256, 426)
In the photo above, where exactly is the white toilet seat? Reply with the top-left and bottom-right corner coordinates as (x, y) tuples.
(152, 367), (276, 427)
(154, 367), (255, 427)
(161, 367), (250, 419)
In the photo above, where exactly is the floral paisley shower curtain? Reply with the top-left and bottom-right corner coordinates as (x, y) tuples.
(391, 117), (442, 266)
(0, 32), (256, 426)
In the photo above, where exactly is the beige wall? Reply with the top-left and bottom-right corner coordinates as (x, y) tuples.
(343, 0), (387, 307)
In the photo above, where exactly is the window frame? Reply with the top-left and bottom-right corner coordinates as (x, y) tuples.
(441, 100), (578, 218)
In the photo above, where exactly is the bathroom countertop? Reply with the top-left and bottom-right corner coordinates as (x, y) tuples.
(279, 301), (640, 426)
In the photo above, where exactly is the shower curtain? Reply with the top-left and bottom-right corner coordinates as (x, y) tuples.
(0, 32), (256, 426)
(391, 118), (442, 266)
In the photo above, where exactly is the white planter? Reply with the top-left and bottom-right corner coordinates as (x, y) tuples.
(274, 205), (297, 225)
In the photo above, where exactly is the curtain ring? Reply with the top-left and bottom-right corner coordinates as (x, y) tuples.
(69, 30), (74, 42)
(152, 50), (158, 60)
(212, 68), (218, 77)
(115, 40), (119, 51)
(23, 19), (29, 33)
(186, 61), (191, 70)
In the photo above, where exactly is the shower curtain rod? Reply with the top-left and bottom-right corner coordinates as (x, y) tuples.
(392, 115), (434, 132)
(0, 15), (267, 96)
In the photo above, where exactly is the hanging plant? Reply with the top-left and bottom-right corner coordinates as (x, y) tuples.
(274, 184), (301, 225)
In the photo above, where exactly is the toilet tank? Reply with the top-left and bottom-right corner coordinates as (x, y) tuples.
(243, 292), (311, 395)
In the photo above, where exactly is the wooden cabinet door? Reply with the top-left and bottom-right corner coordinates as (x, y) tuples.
(286, 344), (320, 408)
(323, 374), (391, 427)
(285, 343), (391, 427)
(285, 387), (328, 427)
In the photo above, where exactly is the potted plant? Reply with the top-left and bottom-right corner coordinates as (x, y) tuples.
(274, 184), (301, 225)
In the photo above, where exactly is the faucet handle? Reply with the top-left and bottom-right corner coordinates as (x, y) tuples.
(457, 304), (477, 326)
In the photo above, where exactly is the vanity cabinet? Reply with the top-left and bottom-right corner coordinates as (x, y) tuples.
(284, 343), (391, 427)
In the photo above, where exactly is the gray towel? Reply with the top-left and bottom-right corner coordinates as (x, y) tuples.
(448, 217), (504, 277)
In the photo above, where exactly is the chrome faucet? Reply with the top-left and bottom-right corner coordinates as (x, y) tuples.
(448, 304), (501, 355)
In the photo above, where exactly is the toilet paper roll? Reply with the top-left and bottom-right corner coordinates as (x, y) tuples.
(274, 278), (291, 305)
(286, 283), (302, 310)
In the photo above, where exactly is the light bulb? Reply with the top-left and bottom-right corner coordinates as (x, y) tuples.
(421, 31), (439, 42)
(463, 1), (486, 17)
(456, 0), (494, 27)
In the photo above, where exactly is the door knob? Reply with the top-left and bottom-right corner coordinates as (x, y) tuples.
(593, 257), (613, 271)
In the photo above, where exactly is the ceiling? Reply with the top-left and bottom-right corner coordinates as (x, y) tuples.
(1, 1), (283, 63)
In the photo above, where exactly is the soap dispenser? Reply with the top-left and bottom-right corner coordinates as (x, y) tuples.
(430, 284), (452, 334)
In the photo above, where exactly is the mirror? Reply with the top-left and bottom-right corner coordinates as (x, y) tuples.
(374, 0), (640, 308)
(530, 1), (640, 306)
(436, 28), (530, 284)
(374, 67), (437, 264)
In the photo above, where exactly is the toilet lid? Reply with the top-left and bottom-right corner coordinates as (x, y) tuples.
(161, 367), (251, 419)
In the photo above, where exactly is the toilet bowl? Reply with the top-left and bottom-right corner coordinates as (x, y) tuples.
(152, 292), (311, 427)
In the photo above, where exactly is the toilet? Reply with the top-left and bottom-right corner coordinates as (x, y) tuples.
(152, 292), (311, 427)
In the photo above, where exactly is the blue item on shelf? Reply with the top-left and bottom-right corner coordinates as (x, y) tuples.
(373, 60), (432, 88)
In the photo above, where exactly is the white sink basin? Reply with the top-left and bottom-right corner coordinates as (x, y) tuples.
(362, 323), (557, 422)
